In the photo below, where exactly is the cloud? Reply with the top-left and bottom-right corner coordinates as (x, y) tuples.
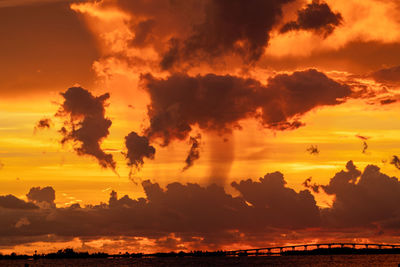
(231, 172), (320, 229)
(129, 69), (351, 169)
(0, 195), (38, 210)
(55, 87), (116, 170)
(302, 177), (320, 193)
(182, 134), (201, 172)
(380, 98), (397, 105)
(2, 162), (400, 251)
(159, 0), (296, 69)
(306, 145), (319, 155)
(26, 186), (56, 208)
(371, 65), (400, 84)
(390, 155), (400, 170)
(322, 161), (400, 228)
(280, 0), (343, 37)
(92, 0), (296, 69)
(124, 131), (156, 170)
(0, 0), (71, 8)
(35, 118), (52, 131)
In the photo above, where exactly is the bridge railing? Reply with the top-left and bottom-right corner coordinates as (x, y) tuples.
(226, 243), (400, 256)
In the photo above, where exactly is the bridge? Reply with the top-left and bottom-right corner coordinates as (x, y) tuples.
(225, 243), (400, 256)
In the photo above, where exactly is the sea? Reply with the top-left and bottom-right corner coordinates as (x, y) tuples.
(2, 254), (400, 266)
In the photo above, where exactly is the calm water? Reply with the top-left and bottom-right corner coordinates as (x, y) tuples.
(3, 255), (400, 266)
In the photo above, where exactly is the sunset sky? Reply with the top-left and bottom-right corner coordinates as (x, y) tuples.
(1, 0), (400, 254)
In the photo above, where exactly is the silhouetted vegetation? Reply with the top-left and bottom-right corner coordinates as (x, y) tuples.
(1, 246), (400, 260)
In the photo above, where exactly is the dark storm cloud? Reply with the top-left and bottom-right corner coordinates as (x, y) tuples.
(26, 186), (55, 208)
(371, 65), (400, 84)
(0, 171), (319, 248)
(0, 195), (38, 210)
(126, 69), (351, 169)
(124, 131), (156, 169)
(160, 0), (295, 69)
(56, 87), (116, 170)
(3, 162), (400, 250)
(280, 0), (343, 37)
(322, 161), (400, 228)
(141, 69), (350, 145)
(182, 134), (201, 172)
(107, 0), (295, 69)
(231, 172), (320, 228)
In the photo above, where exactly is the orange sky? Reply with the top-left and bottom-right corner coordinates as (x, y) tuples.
(1, 0), (400, 254)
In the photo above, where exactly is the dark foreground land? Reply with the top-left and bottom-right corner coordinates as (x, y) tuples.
(2, 248), (400, 266)
(2, 254), (400, 267)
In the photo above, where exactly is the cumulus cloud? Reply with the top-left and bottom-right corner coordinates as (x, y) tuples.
(231, 172), (320, 229)
(55, 87), (116, 170)
(26, 186), (56, 208)
(142, 69), (350, 143)
(2, 162), (400, 251)
(0, 195), (38, 210)
(127, 69), (350, 169)
(84, 0), (297, 69)
(322, 161), (400, 229)
(159, 0), (295, 69)
(124, 131), (156, 170)
(280, 0), (343, 37)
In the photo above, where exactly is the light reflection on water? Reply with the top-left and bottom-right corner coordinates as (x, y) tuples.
(4, 254), (400, 266)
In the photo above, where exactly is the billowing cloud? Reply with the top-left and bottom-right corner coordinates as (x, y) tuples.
(123, 69), (351, 169)
(141, 69), (350, 145)
(124, 131), (156, 170)
(0, 195), (38, 210)
(26, 186), (55, 208)
(159, 0), (295, 69)
(280, 0), (343, 37)
(182, 134), (201, 172)
(55, 87), (116, 170)
(322, 161), (400, 228)
(2, 161), (400, 251)
(231, 172), (320, 229)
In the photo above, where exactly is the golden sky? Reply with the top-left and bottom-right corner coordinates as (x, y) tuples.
(1, 0), (400, 254)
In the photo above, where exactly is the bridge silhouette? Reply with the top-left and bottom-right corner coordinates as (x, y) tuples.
(226, 243), (400, 256)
